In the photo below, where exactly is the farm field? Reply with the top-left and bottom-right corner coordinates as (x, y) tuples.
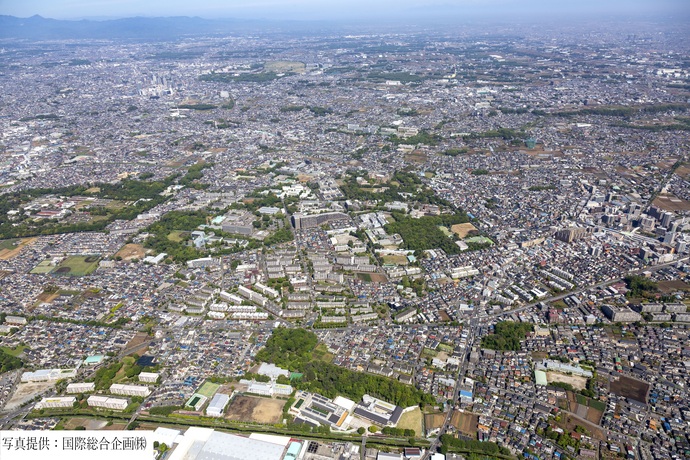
(609, 375), (649, 403)
(425, 412), (446, 434)
(451, 411), (478, 436)
(0, 238), (36, 260)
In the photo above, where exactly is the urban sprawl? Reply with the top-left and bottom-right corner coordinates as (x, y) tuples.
(0, 16), (689, 460)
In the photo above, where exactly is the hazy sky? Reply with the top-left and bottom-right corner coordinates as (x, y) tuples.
(0, 0), (687, 21)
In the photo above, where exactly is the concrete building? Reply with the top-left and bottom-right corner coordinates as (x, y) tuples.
(38, 396), (76, 409)
(291, 211), (348, 230)
(206, 393), (230, 417)
(139, 372), (160, 383)
(87, 395), (129, 411)
(21, 368), (76, 382)
(601, 305), (642, 323)
(109, 383), (151, 397)
(66, 382), (95, 394)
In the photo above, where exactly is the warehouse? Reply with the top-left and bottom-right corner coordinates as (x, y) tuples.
(206, 393), (230, 417)
(168, 427), (287, 460)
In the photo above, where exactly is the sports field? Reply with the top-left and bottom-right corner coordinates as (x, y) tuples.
(197, 381), (220, 398)
(30, 260), (55, 274)
(53, 255), (100, 276)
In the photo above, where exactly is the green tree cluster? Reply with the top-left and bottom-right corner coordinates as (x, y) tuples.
(439, 434), (510, 457)
(624, 275), (658, 298)
(385, 212), (470, 255)
(256, 328), (434, 407)
(481, 321), (533, 351)
(0, 348), (23, 373)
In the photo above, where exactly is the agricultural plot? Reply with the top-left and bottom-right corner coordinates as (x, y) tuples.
(609, 375), (649, 403)
(0, 238), (36, 260)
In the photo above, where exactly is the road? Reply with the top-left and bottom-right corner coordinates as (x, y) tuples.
(493, 255), (688, 319)
(421, 313), (480, 459)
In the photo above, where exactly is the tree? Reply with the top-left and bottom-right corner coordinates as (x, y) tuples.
(357, 427), (366, 435)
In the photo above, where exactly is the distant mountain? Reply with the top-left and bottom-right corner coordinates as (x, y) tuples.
(0, 15), (269, 40)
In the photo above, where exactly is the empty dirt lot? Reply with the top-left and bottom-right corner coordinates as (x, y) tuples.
(451, 223), (478, 238)
(226, 395), (285, 424)
(115, 244), (148, 261)
(547, 371), (587, 391)
(610, 375), (649, 403)
(450, 411), (478, 435)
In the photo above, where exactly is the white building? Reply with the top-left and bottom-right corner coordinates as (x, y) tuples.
(38, 396), (76, 409)
(87, 395), (129, 411)
(257, 363), (289, 379)
(139, 372), (160, 383)
(21, 368), (76, 382)
(66, 382), (96, 394)
(206, 393), (230, 417)
(109, 383), (151, 397)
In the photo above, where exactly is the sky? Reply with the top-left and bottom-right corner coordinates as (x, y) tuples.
(0, 0), (687, 21)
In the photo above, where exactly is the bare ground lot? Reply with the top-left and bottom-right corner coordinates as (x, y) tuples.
(658, 280), (690, 294)
(451, 411), (478, 436)
(546, 371), (587, 391)
(3, 382), (54, 411)
(0, 238), (37, 261)
(450, 223), (478, 238)
(563, 413), (605, 440)
(426, 412), (447, 433)
(653, 193), (690, 212)
(225, 395), (285, 424)
(125, 332), (150, 350)
(115, 243), (148, 261)
(609, 375), (649, 403)
(63, 418), (109, 430)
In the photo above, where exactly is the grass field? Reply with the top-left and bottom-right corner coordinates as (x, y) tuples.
(53, 255), (100, 276)
(312, 343), (334, 363)
(30, 260), (55, 274)
(396, 407), (423, 435)
(0, 345), (27, 357)
(382, 255), (409, 266)
(0, 238), (36, 260)
(438, 226), (453, 237)
(356, 272), (387, 283)
(167, 230), (187, 242)
(197, 381), (221, 398)
(0, 239), (19, 251)
(464, 236), (494, 245)
(263, 60), (306, 74)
